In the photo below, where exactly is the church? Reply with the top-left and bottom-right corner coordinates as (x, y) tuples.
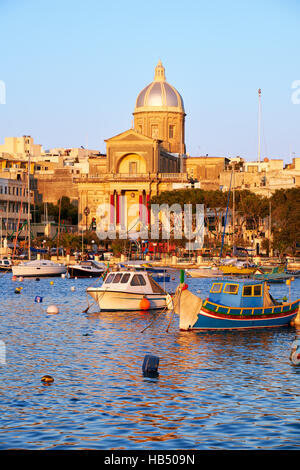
(76, 60), (189, 237)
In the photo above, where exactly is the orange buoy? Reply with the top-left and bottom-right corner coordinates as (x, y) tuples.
(140, 297), (151, 310)
(41, 375), (54, 383)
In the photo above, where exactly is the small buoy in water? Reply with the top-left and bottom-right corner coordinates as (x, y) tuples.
(61, 273), (65, 279)
(290, 339), (300, 365)
(15, 287), (21, 294)
(50, 281), (54, 285)
(36, 277), (40, 281)
(47, 305), (59, 314)
(75, 277), (77, 280)
(140, 296), (151, 310)
(41, 375), (54, 383)
(18, 276), (23, 282)
(12, 275), (17, 281)
(142, 354), (159, 377)
(35, 296), (43, 303)
(70, 286), (75, 292)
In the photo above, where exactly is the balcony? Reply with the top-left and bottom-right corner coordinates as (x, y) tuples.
(74, 172), (188, 182)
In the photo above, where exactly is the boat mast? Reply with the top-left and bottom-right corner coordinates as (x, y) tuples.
(257, 88), (261, 163)
(220, 168), (233, 258)
(232, 165), (235, 255)
(27, 153), (31, 260)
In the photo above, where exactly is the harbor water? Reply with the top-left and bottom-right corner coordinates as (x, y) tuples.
(1, 271), (300, 450)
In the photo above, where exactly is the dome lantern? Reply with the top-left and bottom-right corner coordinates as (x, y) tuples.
(154, 60), (166, 82)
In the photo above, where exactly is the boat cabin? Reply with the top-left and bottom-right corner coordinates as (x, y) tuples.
(208, 280), (277, 308)
(102, 270), (165, 294)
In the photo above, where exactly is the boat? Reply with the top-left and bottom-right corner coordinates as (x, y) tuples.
(185, 266), (223, 278)
(0, 258), (12, 271)
(175, 278), (300, 330)
(86, 269), (173, 311)
(118, 262), (171, 282)
(12, 259), (67, 277)
(218, 259), (257, 276)
(253, 265), (291, 283)
(151, 270), (171, 282)
(68, 260), (106, 278)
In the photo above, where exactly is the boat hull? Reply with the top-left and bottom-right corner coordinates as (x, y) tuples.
(219, 266), (255, 275)
(186, 268), (223, 278)
(68, 267), (104, 278)
(188, 300), (299, 330)
(0, 265), (12, 271)
(87, 288), (168, 311)
(12, 265), (67, 277)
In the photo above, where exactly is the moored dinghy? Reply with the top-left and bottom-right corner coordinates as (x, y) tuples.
(86, 270), (173, 311)
(175, 278), (300, 330)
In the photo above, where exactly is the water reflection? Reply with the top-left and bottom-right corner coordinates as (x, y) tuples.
(1, 272), (300, 449)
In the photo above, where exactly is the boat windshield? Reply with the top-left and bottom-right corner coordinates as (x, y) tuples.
(130, 274), (146, 286)
(242, 284), (262, 297)
(223, 283), (239, 294)
(113, 273), (123, 283)
(210, 283), (223, 293)
(120, 273), (130, 283)
(104, 272), (132, 284)
(105, 273), (115, 283)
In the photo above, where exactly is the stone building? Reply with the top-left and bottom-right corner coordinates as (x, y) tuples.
(76, 61), (189, 235)
(220, 157), (300, 195)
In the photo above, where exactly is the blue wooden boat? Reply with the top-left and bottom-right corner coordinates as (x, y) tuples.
(177, 279), (300, 331)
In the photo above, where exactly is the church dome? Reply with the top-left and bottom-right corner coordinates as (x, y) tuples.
(135, 61), (184, 112)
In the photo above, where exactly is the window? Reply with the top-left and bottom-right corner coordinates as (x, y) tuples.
(113, 273), (123, 283)
(253, 285), (262, 296)
(105, 273), (115, 283)
(121, 273), (130, 283)
(169, 125), (174, 139)
(243, 286), (252, 296)
(242, 284), (262, 297)
(130, 274), (146, 286)
(129, 161), (137, 174)
(210, 283), (223, 293)
(151, 125), (159, 138)
(223, 283), (239, 295)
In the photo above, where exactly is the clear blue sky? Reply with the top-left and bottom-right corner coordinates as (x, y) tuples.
(0, 0), (299, 161)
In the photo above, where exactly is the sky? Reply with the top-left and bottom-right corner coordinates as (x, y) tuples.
(0, 0), (299, 162)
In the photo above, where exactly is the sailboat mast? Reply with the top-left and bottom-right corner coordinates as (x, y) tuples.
(257, 88), (262, 163)
(232, 166), (235, 254)
(27, 153), (31, 260)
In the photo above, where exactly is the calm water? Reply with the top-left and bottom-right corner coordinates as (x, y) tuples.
(1, 269), (300, 450)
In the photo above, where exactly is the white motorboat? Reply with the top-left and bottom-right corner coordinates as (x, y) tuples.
(68, 260), (106, 278)
(185, 266), (223, 278)
(86, 270), (173, 311)
(0, 258), (12, 271)
(12, 259), (67, 277)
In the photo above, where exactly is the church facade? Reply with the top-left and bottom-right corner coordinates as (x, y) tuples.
(76, 61), (188, 237)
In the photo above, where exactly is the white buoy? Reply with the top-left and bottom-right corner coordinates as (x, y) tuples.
(18, 276), (24, 282)
(47, 305), (59, 315)
(70, 286), (75, 292)
(61, 273), (66, 279)
(290, 339), (300, 365)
